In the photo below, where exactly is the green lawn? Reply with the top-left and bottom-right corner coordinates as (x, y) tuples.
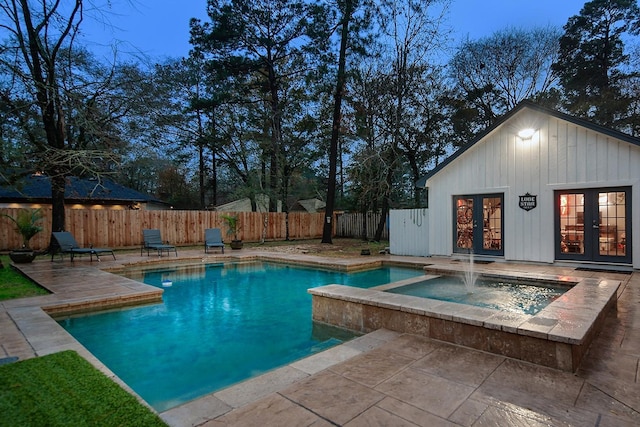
(0, 350), (167, 427)
(0, 255), (49, 300)
(0, 256), (167, 425)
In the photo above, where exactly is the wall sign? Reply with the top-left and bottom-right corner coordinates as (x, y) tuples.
(519, 193), (537, 211)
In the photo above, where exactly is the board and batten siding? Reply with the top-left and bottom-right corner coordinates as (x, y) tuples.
(426, 106), (640, 268)
(389, 209), (429, 256)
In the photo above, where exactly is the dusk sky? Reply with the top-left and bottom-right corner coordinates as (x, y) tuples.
(83, 0), (589, 61)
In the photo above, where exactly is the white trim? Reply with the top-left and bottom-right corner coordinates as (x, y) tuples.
(547, 179), (639, 190)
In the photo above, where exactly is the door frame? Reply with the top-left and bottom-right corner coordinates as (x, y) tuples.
(453, 193), (504, 256)
(555, 187), (632, 264)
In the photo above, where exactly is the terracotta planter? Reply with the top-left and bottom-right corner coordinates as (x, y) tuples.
(230, 240), (244, 250)
(9, 250), (36, 264)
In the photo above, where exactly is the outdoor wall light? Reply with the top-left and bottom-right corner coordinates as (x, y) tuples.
(517, 128), (536, 140)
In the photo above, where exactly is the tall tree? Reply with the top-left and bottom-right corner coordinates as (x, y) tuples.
(0, 0), (86, 233)
(190, 0), (324, 211)
(322, 0), (357, 244)
(621, 43), (640, 135)
(448, 26), (561, 142)
(0, 0), (127, 236)
(150, 56), (218, 208)
(552, 0), (640, 128)
(370, 0), (449, 240)
(344, 60), (387, 226)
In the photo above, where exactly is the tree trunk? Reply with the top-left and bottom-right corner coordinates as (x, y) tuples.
(360, 202), (368, 240)
(199, 142), (205, 208)
(283, 168), (290, 240)
(268, 64), (282, 212)
(50, 174), (66, 245)
(374, 167), (392, 242)
(211, 148), (218, 208)
(13, 1), (83, 250)
(322, 0), (353, 244)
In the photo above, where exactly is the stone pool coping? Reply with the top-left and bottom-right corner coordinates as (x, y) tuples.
(3, 252), (434, 421)
(3, 251), (625, 423)
(309, 265), (620, 372)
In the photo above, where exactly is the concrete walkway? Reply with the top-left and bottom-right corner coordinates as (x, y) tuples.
(1, 249), (638, 426)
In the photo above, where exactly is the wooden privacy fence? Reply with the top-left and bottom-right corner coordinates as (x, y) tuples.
(0, 208), (331, 251)
(335, 212), (388, 240)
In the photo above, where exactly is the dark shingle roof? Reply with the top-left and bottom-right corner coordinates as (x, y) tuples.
(0, 175), (165, 205)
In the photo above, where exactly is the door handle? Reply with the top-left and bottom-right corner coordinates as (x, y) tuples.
(592, 220), (599, 229)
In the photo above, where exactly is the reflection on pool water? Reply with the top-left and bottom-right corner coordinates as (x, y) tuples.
(57, 261), (423, 411)
(387, 275), (569, 315)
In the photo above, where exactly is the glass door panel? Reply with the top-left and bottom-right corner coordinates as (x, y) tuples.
(559, 193), (585, 255)
(482, 196), (502, 251)
(455, 197), (474, 251)
(454, 194), (503, 255)
(557, 188), (631, 263)
(596, 191), (627, 260)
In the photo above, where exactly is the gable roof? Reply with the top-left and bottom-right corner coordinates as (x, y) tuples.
(291, 198), (326, 213)
(416, 100), (640, 187)
(0, 175), (167, 205)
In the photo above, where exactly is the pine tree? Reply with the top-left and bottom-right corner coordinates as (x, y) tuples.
(552, 0), (640, 128)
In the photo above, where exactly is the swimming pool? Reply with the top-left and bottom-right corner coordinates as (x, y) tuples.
(386, 275), (568, 315)
(57, 261), (423, 411)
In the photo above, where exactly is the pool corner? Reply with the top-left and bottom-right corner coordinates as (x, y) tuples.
(309, 271), (620, 372)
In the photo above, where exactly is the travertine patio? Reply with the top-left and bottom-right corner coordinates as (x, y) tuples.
(1, 248), (638, 426)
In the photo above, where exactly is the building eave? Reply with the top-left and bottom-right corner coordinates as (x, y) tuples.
(415, 100), (640, 188)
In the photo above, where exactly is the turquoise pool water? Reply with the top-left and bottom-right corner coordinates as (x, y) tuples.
(58, 262), (422, 411)
(387, 276), (568, 315)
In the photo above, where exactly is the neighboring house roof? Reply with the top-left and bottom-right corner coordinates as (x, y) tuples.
(0, 175), (167, 206)
(214, 194), (277, 212)
(215, 197), (254, 212)
(416, 100), (640, 187)
(291, 198), (326, 213)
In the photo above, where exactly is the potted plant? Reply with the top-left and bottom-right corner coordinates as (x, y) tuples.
(221, 214), (243, 250)
(2, 208), (44, 263)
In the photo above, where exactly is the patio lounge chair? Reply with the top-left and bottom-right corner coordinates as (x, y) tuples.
(204, 228), (225, 254)
(51, 231), (116, 262)
(142, 229), (177, 257)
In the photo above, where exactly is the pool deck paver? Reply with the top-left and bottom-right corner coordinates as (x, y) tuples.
(0, 249), (639, 426)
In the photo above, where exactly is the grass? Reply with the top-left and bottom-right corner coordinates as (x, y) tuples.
(0, 350), (167, 427)
(0, 239), (385, 424)
(0, 255), (49, 300)
(0, 257), (166, 425)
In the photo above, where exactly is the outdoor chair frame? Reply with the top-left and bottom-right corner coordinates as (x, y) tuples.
(141, 229), (177, 257)
(204, 228), (225, 254)
(51, 231), (116, 262)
